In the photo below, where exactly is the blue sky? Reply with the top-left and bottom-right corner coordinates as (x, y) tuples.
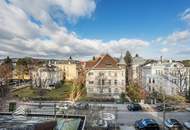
(69, 0), (190, 40)
(0, 0), (190, 60)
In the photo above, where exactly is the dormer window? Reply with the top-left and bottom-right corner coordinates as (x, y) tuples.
(106, 63), (112, 67)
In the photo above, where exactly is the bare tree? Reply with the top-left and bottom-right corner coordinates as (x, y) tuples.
(168, 67), (188, 94)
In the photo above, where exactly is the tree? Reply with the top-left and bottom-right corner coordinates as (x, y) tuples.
(74, 68), (85, 87)
(120, 92), (126, 103)
(16, 58), (32, 80)
(0, 57), (13, 97)
(124, 51), (132, 66)
(0, 56), (13, 83)
(92, 56), (96, 60)
(124, 51), (132, 85)
(126, 83), (143, 102)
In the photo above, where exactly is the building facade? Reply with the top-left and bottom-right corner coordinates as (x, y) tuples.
(85, 54), (126, 98)
(31, 64), (63, 89)
(55, 59), (80, 81)
(140, 59), (189, 96)
(132, 54), (146, 82)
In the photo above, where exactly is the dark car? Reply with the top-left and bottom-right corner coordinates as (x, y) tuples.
(128, 103), (142, 111)
(74, 102), (89, 109)
(156, 104), (175, 112)
(184, 120), (190, 130)
(164, 119), (183, 130)
(135, 118), (160, 130)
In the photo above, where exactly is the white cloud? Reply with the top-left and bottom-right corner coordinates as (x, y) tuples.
(160, 48), (169, 53)
(0, 0), (149, 58)
(181, 8), (190, 24)
(156, 30), (190, 45)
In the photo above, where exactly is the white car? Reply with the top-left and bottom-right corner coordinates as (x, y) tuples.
(184, 121), (190, 130)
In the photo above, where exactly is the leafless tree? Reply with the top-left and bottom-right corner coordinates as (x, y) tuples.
(168, 67), (188, 94)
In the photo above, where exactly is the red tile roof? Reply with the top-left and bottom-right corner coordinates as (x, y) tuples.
(85, 54), (119, 69)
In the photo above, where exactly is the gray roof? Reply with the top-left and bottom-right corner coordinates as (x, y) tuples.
(132, 55), (146, 65)
(118, 54), (126, 65)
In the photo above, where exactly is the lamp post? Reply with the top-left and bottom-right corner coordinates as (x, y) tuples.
(99, 72), (104, 119)
(160, 77), (166, 130)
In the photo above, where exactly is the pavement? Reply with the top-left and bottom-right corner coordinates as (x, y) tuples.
(2, 101), (190, 130)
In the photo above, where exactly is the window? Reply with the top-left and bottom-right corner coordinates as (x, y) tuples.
(122, 71), (124, 76)
(114, 88), (119, 93)
(102, 79), (105, 85)
(108, 88), (111, 93)
(114, 72), (117, 77)
(152, 79), (155, 84)
(106, 63), (112, 67)
(114, 80), (117, 85)
(149, 78), (151, 83)
(122, 80), (124, 85)
(108, 80), (111, 85)
(88, 88), (93, 92)
(98, 79), (101, 85)
(99, 72), (104, 76)
(88, 72), (93, 76)
(89, 81), (94, 84)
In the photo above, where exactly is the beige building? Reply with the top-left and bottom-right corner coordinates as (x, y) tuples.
(85, 54), (126, 98)
(55, 59), (80, 81)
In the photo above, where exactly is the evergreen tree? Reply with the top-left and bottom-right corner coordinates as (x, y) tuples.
(124, 51), (132, 85)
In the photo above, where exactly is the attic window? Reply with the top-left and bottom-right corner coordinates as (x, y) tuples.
(106, 63), (112, 67)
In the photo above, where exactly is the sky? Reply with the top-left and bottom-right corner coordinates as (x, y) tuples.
(0, 0), (190, 60)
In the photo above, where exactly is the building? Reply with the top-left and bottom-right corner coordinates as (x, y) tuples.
(132, 54), (146, 82)
(55, 58), (80, 81)
(140, 58), (189, 96)
(85, 54), (126, 98)
(31, 64), (63, 89)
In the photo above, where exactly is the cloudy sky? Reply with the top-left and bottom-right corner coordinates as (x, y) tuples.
(0, 0), (190, 60)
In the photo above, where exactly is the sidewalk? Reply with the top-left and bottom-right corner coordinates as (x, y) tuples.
(120, 126), (135, 130)
(89, 103), (129, 111)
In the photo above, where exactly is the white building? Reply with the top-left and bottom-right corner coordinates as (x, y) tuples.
(85, 54), (126, 98)
(132, 54), (146, 82)
(140, 59), (189, 96)
(31, 64), (63, 90)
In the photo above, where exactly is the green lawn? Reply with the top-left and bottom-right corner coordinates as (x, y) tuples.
(12, 82), (76, 101)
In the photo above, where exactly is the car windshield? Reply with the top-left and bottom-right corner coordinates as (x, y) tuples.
(168, 119), (179, 125)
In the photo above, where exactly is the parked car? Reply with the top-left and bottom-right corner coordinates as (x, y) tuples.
(134, 118), (160, 130)
(128, 103), (142, 111)
(156, 104), (175, 112)
(164, 119), (183, 130)
(57, 101), (74, 110)
(184, 120), (190, 130)
(74, 102), (89, 109)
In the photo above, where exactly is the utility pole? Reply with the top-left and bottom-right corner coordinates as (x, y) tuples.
(163, 90), (166, 130)
(188, 68), (190, 99)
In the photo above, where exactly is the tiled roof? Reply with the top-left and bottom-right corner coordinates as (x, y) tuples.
(85, 54), (119, 69)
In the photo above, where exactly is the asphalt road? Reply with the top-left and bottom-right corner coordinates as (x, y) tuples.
(117, 112), (190, 126)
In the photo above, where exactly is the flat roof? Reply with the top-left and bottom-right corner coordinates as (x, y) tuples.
(0, 113), (85, 130)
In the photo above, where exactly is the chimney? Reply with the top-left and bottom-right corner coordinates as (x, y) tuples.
(160, 56), (163, 63)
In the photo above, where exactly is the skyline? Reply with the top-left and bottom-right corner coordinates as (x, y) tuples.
(0, 0), (190, 60)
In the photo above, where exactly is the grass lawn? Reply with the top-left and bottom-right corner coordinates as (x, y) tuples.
(12, 82), (76, 101)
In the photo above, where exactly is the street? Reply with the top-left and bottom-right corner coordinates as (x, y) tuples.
(117, 112), (190, 125)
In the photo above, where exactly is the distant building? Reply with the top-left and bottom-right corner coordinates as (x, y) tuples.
(132, 54), (146, 82)
(55, 58), (80, 81)
(31, 64), (63, 89)
(85, 54), (126, 98)
(140, 58), (189, 96)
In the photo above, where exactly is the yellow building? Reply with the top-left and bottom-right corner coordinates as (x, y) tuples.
(12, 69), (31, 80)
(55, 60), (80, 81)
